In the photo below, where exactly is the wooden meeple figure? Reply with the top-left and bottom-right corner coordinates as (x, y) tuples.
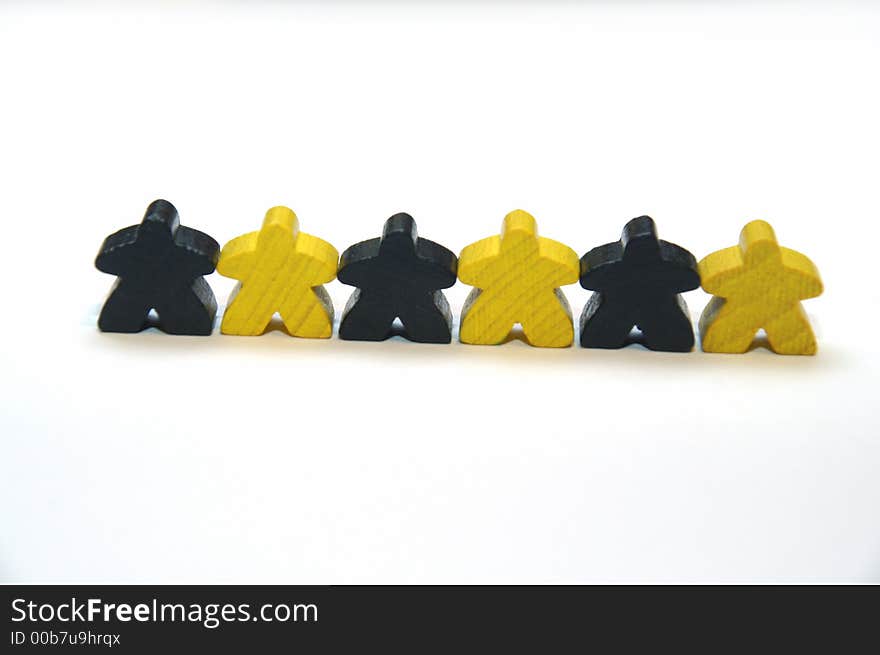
(95, 199), (220, 335)
(699, 220), (823, 354)
(217, 206), (339, 337)
(337, 213), (458, 343)
(458, 210), (579, 347)
(579, 216), (700, 351)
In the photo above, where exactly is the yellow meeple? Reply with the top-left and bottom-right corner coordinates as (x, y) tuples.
(698, 220), (823, 355)
(217, 206), (339, 337)
(457, 210), (580, 347)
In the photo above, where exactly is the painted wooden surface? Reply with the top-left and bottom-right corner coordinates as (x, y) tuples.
(337, 213), (458, 343)
(95, 199), (219, 335)
(579, 216), (700, 351)
(698, 220), (823, 355)
(217, 206), (338, 337)
(457, 210), (579, 347)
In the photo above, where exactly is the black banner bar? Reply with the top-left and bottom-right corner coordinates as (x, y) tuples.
(1, 586), (877, 652)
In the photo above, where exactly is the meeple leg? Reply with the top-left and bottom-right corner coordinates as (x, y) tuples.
(280, 285), (334, 338)
(459, 289), (515, 345)
(764, 303), (818, 355)
(97, 280), (151, 333)
(521, 289), (574, 348)
(338, 289), (397, 341)
(579, 292), (635, 349)
(638, 295), (695, 352)
(220, 282), (277, 336)
(156, 279), (218, 336)
(698, 297), (758, 353)
(397, 291), (454, 344)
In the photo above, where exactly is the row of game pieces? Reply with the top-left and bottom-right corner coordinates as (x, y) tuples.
(94, 200), (823, 354)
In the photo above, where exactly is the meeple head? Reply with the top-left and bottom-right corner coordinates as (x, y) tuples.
(739, 220), (781, 264)
(138, 199), (180, 241)
(621, 215), (660, 260)
(500, 209), (539, 248)
(258, 206), (300, 247)
(380, 213), (419, 253)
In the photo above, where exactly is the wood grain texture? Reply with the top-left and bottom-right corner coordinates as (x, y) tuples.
(95, 199), (219, 335)
(217, 206), (339, 337)
(579, 216), (700, 351)
(337, 213), (458, 343)
(698, 220), (823, 355)
(458, 210), (579, 347)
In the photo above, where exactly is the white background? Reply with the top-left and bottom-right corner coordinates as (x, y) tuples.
(1, 1), (878, 583)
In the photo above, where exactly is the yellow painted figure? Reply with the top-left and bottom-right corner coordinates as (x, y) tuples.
(217, 206), (339, 337)
(698, 220), (823, 355)
(458, 210), (580, 347)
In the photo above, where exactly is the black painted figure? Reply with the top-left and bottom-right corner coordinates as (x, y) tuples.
(95, 199), (220, 335)
(579, 216), (700, 351)
(337, 213), (458, 343)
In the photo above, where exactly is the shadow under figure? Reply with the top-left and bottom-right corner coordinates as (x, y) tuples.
(579, 216), (700, 352)
(95, 199), (220, 335)
(337, 213), (458, 343)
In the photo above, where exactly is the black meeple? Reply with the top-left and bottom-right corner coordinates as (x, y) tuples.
(337, 213), (458, 343)
(95, 199), (220, 335)
(579, 216), (700, 351)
